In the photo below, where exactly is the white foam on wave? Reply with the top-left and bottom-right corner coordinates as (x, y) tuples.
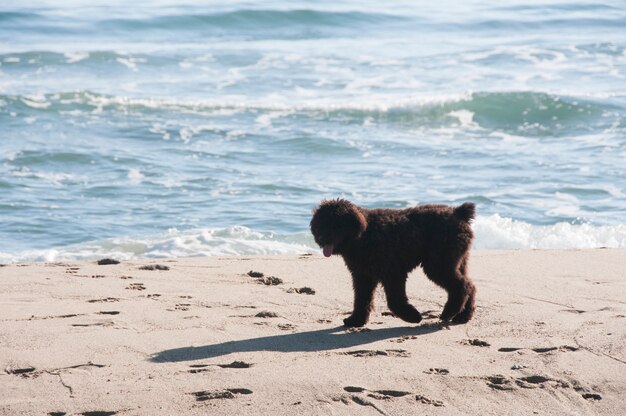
(75, 90), (471, 114)
(127, 168), (144, 184)
(10, 167), (81, 185)
(1, 217), (625, 263)
(473, 215), (626, 249)
(0, 226), (315, 263)
(255, 110), (294, 129)
(446, 110), (480, 130)
(115, 56), (145, 72)
(20, 94), (50, 109)
(64, 52), (90, 64)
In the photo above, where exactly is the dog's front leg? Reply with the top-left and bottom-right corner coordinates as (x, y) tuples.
(343, 274), (377, 327)
(382, 277), (423, 324)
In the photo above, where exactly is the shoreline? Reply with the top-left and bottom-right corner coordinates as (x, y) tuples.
(2, 218), (626, 264)
(2, 245), (625, 266)
(1, 249), (625, 415)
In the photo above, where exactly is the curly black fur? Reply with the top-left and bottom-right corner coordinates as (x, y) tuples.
(310, 199), (477, 326)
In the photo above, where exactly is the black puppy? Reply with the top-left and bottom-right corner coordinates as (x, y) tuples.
(310, 199), (476, 327)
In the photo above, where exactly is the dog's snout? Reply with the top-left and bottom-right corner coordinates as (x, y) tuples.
(317, 235), (330, 246)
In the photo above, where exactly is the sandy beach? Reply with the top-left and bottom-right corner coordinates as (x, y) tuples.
(1, 249), (625, 415)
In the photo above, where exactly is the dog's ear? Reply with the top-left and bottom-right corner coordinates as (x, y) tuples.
(347, 205), (367, 238)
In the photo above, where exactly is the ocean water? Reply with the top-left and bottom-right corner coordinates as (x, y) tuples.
(1, 0), (626, 262)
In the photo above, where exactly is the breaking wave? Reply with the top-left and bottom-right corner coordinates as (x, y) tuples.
(2, 217), (625, 263)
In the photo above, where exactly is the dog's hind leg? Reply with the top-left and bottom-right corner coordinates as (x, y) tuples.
(423, 260), (474, 323)
(343, 274), (377, 327)
(450, 258), (476, 323)
(382, 277), (423, 324)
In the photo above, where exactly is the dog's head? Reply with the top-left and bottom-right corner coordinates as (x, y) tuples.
(310, 199), (367, 257)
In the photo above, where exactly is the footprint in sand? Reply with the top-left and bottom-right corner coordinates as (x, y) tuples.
(6, 367), (37, 378)
(391, 335), (418, 343)
(569, 380), (603, 400)
(259, 276), (283, 285)
(287, 287), (315, 295)
(191, 388), (253, 401)
(139, 264), (170, 271)
(515, 375), (554, 389)
(498, 347), (523, 352)
(218, 361), (253, 369)
(342, 349), (410, 358)
(344, 386), (366, 393)
(346, 327), (372, 334)
(344, 386), (411, 398)
(561, 309), (586, 314)
(72, 321), (114, 328)
(247, 270), (284, 285)
(424, 368), (449, 375)
(345, 386), (415, 415)
(28, 313), (84, 321)
(80, 412), (118, 416)
(463, 339), (490, 347)
(350, 396), (386, 414)
(368, 390), (412, 399)
(126, 283), (146, 291)
(415, 394), (445, 407)
(498, 345), (578, 353)
(485, 375), (515, 391)
(9, 363), (104, 379)
(188, 364), (210, 374)
(255, 311), (278, 318)
(87, 297), (119, 303)
(485, 374), (573, 391)
(97, 259), (120, 265)
(187, 361), (253, 373)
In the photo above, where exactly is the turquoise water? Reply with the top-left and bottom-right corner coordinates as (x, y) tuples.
(1, 1), (626, 261)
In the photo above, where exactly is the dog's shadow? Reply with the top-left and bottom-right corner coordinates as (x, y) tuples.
(150, 323), (442, 363)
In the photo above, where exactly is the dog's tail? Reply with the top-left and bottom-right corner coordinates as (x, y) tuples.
(453, 202), (476, 223)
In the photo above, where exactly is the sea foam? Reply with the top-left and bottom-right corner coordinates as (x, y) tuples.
(1, 217), (624, 263)
(472, 215), (626, 249)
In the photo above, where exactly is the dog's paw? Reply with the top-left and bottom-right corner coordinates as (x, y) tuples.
(440, 313), (467, 325)
(343, 314), (368, 327)
(401, 311), (423, 324)
(451, 316), (469, 324)
(390, 305), (423, 324)
(450, 309), (474, 324)
(439, 312), (454, 323)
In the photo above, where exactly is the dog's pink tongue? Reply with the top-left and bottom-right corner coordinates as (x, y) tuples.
(322, 244), (334, 257)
